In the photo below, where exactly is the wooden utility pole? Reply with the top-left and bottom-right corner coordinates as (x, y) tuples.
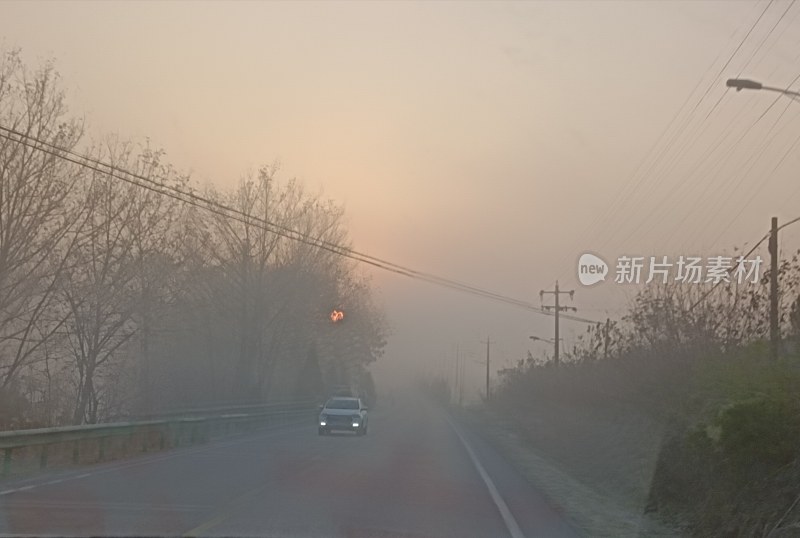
(458, 345), (464, 407)
(484, 337), (491, 401)
(453, 344), (464, 407)
(540, 281), (576, 365)
(453, 344), (459, 406)
(769, 216), (779, 359)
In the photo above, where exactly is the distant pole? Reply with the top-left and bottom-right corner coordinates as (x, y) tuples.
(540, 281), (576, 366)
(453, 344), (459, 405)
(769, 216), (780, 359)
(457, 345), (463, 407)
(484, 337), (491, 401)
(554, 282), (560, 364)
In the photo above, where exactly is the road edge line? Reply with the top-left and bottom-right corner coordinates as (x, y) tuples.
(446, 415), (526, 538)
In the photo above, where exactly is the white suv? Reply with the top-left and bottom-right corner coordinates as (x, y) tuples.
(318, 397), (368, 436)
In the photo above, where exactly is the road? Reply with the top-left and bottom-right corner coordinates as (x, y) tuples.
(0, 396), (579, 537)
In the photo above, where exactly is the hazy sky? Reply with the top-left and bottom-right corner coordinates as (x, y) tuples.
(3, 1), (800, 397)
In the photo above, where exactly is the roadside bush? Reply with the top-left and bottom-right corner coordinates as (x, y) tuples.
(647, 367), (800, 536)
(717, 397), (800, 475)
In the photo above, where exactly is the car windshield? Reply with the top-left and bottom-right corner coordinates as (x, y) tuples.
(326, 399), (359, 410)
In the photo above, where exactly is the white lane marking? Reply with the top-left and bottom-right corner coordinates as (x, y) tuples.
(446, 416), (526, 538)
(0, 485), (34, 496)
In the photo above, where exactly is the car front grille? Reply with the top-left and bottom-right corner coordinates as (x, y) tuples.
(326, 415), (356, 425)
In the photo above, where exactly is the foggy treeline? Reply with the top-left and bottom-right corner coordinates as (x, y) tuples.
(0, 50), (387, 428)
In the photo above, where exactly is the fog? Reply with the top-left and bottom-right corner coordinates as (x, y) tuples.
(2, 0), (800, 404)
(4, 3), (800, 537)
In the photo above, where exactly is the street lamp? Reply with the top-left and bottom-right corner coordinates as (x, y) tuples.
(529, 335), (562, 345)
(529, 335), (565, 362)
(726, 78), (800, 100)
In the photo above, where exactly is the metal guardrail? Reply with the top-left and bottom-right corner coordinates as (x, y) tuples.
(0, 401), (317, 478)
(125, 400), (315, 421)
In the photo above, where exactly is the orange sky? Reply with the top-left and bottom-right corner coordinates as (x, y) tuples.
(3, 1), (800, 395)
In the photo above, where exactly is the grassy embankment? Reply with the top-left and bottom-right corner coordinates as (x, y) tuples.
(463, 343), (800, 537)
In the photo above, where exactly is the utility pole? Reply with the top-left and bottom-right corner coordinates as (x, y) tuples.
(540, 281), (576, 366)
(453, 344), (459, 406)
(483, 337), (491, 402)
(457, 345), (464, 407)
(769, 216), (779, 359)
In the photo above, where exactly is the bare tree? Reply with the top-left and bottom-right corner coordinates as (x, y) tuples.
(0, 49), (84, 390)
(60, 140), (157, 424)
(152, 168), (387, 406)
(202, 166), (304, 400)
(124, 145), (188, 414)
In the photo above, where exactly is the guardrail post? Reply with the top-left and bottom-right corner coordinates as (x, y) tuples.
(3, 448), (11, 477)
(72, 441), (80, 464)
(39, 445), (48, 469)
(98, 437), (106, 461)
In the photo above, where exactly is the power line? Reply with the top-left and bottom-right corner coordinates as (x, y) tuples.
(638, 88), (787, 251)
(627, 0), (774, 223)
(684, 69), (800, 252)
(658, 58), (800, 252)
(550, 2), (772, 285)
(548, 61), (716, 284)
(738, 0), (796, 75)
(605, 16), (800, 256)
(0, 124), (600, 325)
(705, 98), (800, 249)
(689, 214), (800, 310)
(712, 0), (775, 98)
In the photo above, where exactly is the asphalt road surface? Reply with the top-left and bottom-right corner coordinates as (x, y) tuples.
(0, 396), (579, 537)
